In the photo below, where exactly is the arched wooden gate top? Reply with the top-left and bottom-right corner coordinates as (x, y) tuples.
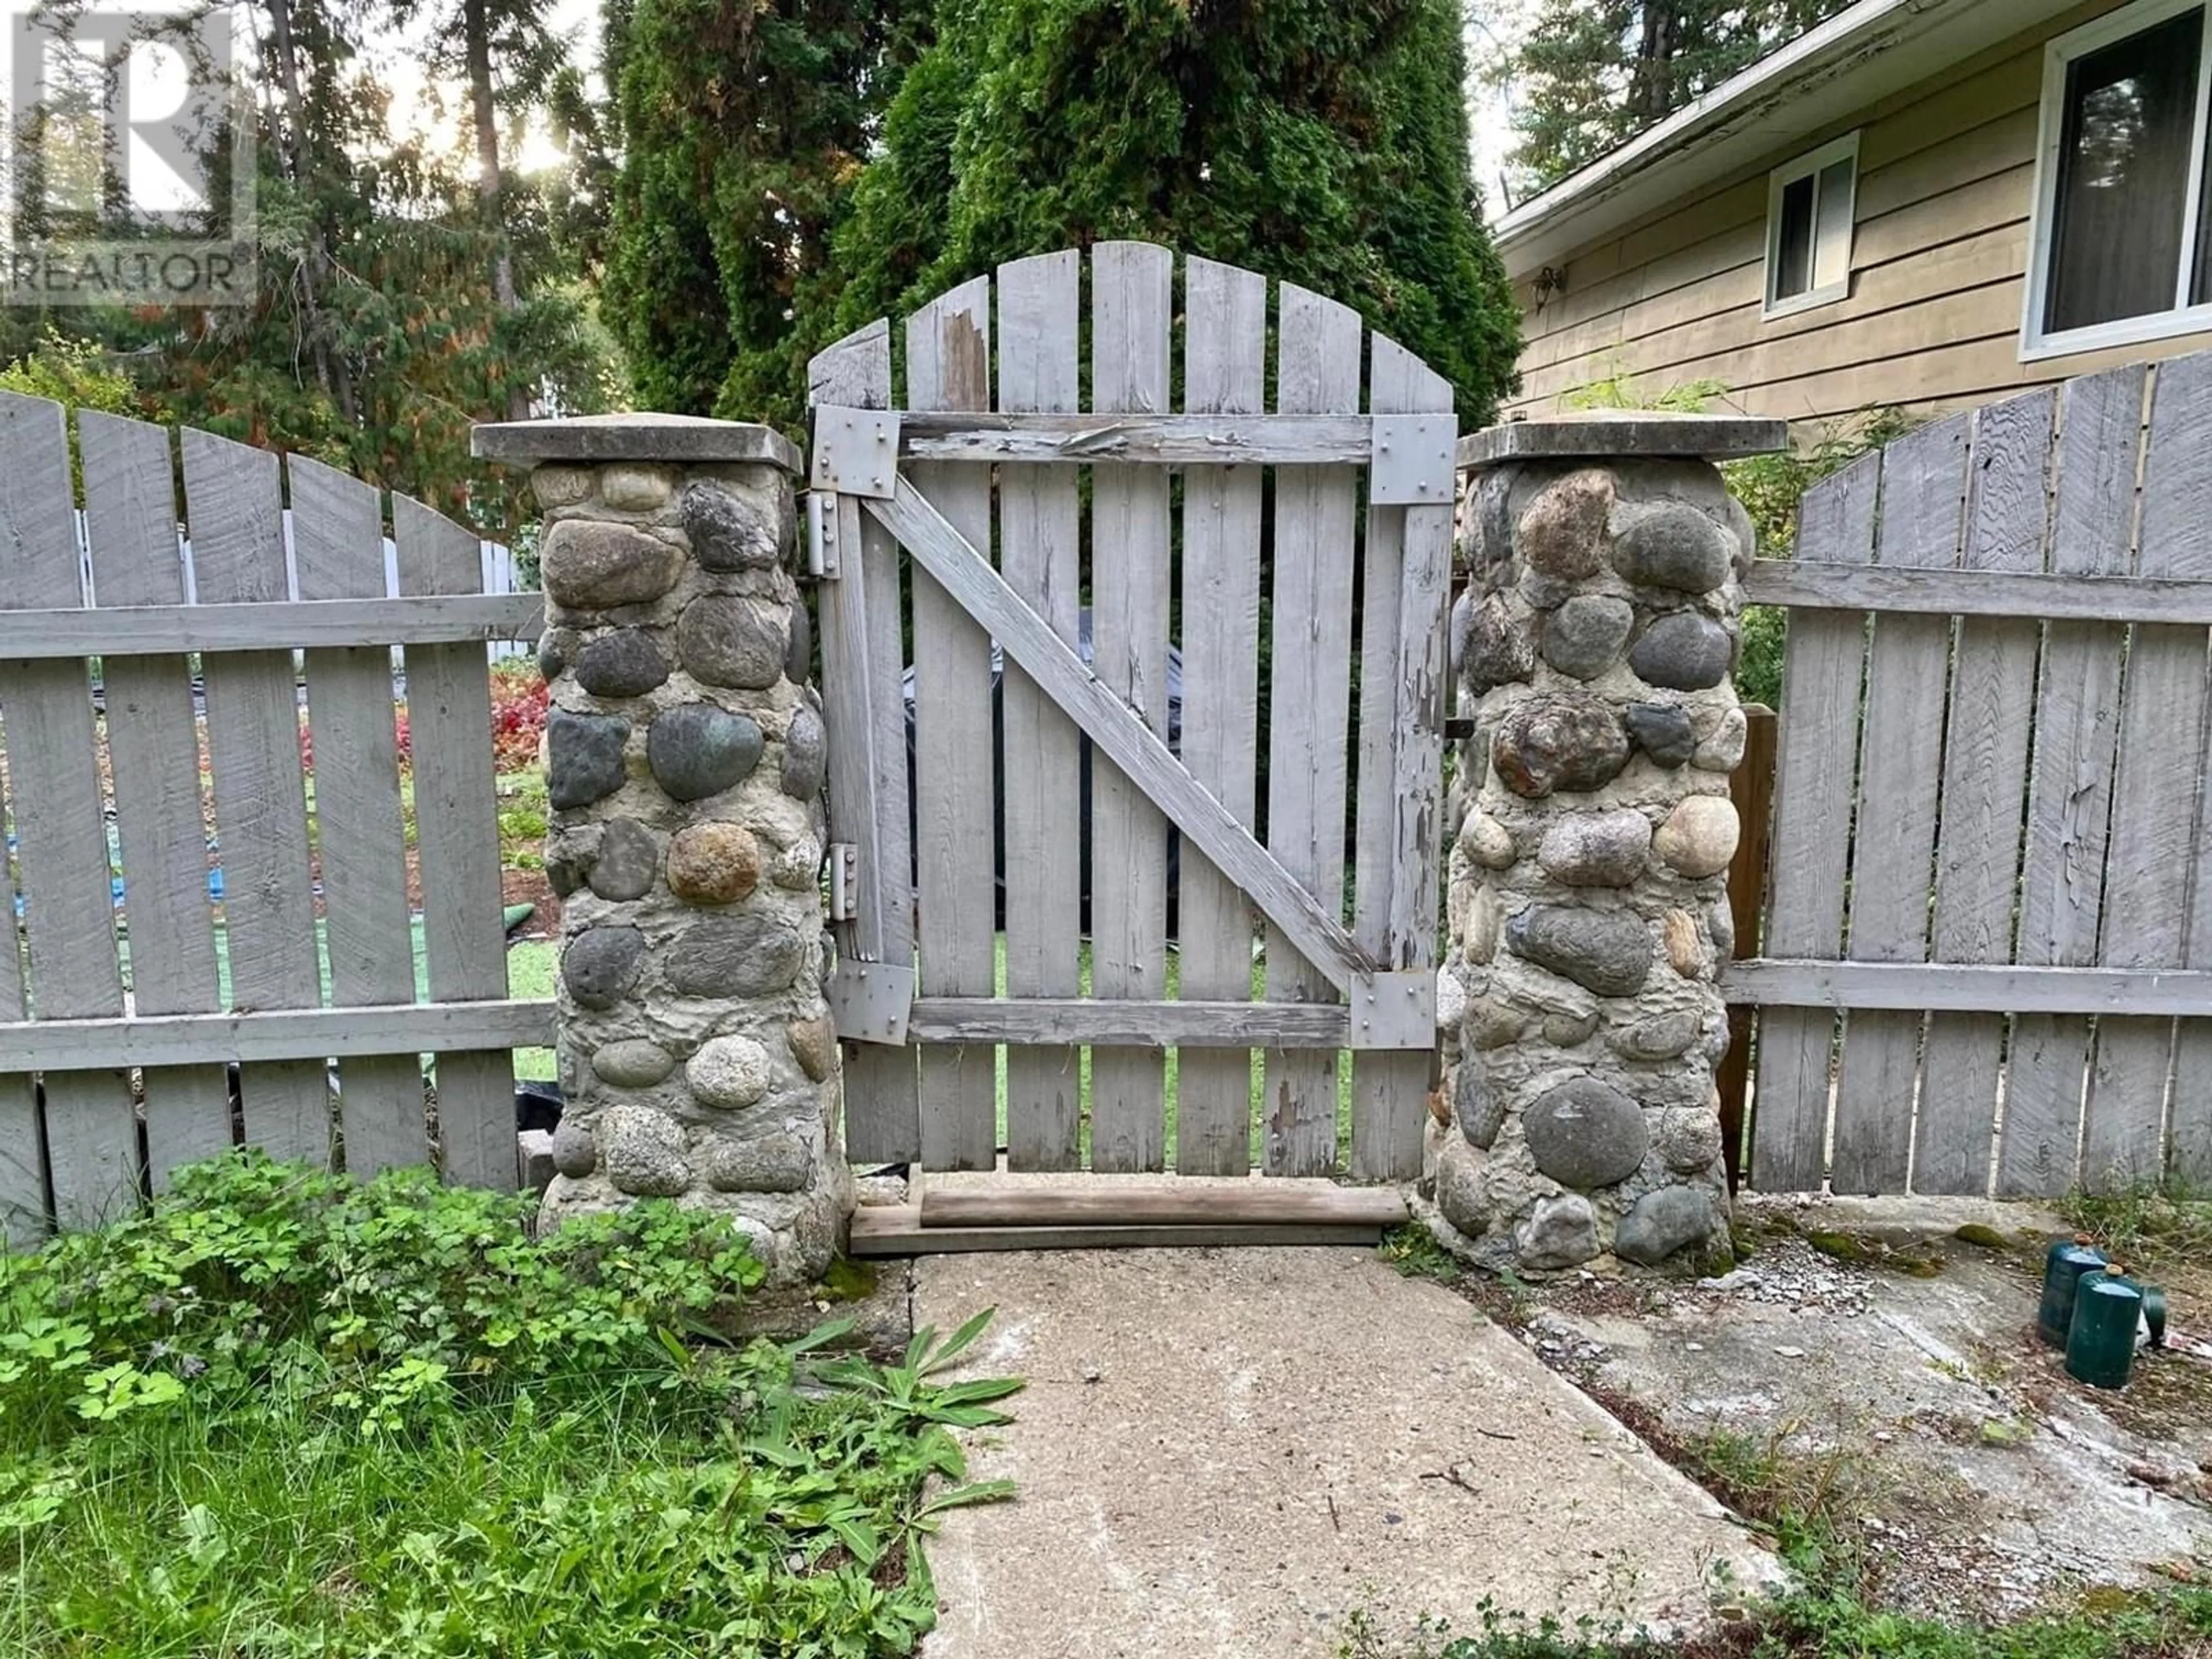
(804, 243), (1457, 1189)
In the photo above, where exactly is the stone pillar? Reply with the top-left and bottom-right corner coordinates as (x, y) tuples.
(1433, 416), (1781, 1276)
(472, 415), (850, 1285)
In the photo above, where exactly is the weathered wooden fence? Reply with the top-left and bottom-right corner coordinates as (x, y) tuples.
(0, 394), (551, 1244)
(1728, 351), (2212, 1197)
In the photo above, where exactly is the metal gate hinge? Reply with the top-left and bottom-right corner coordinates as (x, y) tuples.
(1369, 415), (1456, 506)
(1350, 971), (1436, 1050)
(827, 843), (859, 922)
(810, 406), (900, 499)
(805, 491), (839, 579)
(825, 959), (914, 1046)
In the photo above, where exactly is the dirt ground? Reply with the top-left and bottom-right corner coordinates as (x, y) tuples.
(1434, 1193), (2212, 1624)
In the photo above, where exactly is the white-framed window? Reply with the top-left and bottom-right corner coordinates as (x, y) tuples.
(1763, 132), (1859, 319)
(2023, 0), (2212, 361)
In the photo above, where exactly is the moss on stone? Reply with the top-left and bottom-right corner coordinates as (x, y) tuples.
(1807, 1230), (1881, 1265)
(817, 1256), (879, 1302)
(1952, 1223), (2012, 1251)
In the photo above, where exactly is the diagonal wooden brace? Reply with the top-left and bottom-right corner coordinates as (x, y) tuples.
(863, 474), (1378, 994)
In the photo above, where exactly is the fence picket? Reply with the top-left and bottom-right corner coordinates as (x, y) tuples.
(1264, 282), (1361, 1177)
(1831, 415), (1968, 1195)
(1353, 334), (1453, 1181)
(808, 321), (922, 1163)
(2089, 354), (2212, 1191)
(1915, 390), (2053, 1194)
(1175, 255), (1267, 1176)
(394, 495), (515, 1187)
(1751, 450), (1878, 1192)
(79, 414), (233, 1187)
(997, 252), (1085, 1172)
(2002, 365), (2143, 1196)
(291, 456), (427, 1172)
(0, 394), (138, 1229)
(907, 276), (999, 1172)
(1088, 241), (1175, 1173)
(186, 429), (331, 1163)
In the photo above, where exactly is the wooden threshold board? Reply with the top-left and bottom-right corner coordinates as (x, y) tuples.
(921, 1183), (1407, 1229)
(848, 1203), (1392, 1256)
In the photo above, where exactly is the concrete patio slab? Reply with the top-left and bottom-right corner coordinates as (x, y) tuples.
(912, 1246), (1781, 1658)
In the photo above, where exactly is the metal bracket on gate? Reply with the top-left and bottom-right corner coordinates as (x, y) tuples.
(810, 406), (901, 498)
(826, 843), (859, 922)
(1369, 415), (1456, 506)
(805, 491), (838, 579)
(826, 959), (915, 1046)
(1349, 971), (1437, 1051)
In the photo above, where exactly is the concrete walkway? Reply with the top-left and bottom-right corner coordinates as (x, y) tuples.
(912, 1247), (1781, 1658)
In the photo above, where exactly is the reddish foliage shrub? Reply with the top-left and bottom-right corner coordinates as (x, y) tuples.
(490, 670), (548, 774)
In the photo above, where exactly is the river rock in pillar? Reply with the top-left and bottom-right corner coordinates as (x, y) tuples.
(1517, 470), (1614, 581)
(1522, 1076), (1649, 1190)
(1491, 695), (1631, 798)
(1610, 503), (1734, 593)
(1615, 1185), (1717, 1266)
(1539, 595), (1634, 680)
(1629, 612), (1733, 692)
(1537, 809), (1652, 888)
(1506, 905), (1653, 997)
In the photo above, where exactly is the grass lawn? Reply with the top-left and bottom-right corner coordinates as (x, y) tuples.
(0, 1153), (1017, 1657)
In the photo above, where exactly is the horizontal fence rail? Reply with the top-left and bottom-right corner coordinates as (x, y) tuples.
(1744, 561), (2212, 624)
(0, 594), (544, 657)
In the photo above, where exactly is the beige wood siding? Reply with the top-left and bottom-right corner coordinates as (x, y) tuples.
(1505, 0), (2212, 429)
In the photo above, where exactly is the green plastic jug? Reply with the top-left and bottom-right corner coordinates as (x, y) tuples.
(2037, 1236), (2106, 1348)
(2066, 1268), (2143, 1391)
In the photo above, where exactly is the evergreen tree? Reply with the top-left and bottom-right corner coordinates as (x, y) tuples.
(599, 0), (919, 430)
(832, 0), (1521, 427)
(1497, 0), (1849, 198)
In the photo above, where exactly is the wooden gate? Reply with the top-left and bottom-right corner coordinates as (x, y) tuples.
(1731, 351), (2212, 1198)
(805, 244), (1453, 1186)
(0, 393), (548, 1244)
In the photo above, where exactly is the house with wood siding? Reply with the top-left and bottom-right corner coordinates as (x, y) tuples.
(1498, 0), (2212, 429)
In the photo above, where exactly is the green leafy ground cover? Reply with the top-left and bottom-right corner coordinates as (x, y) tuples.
(0, 1154), (1017, 1657)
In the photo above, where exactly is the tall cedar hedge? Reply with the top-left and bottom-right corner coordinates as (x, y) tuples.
(606, 0), (1521, 430)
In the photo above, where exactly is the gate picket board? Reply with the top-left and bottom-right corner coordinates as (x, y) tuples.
(1354, 335), (1454, 1182)
(1176, 255), (1267, 1177)
(82, 414), (234, 1187)
(1265, 285), (1361, 1178)
(3, 396), (138, 1233)
(998, 252), (1086, 1172)
(2000, 366), (2140, 1195)
(1734, 347), (2212, 1196)
(809, 243), (1450, 1182)
(1088, 244), (1176, 1173)
(1914, 390), (2051, 1195)
(808, 323), (923, 1165)
(908, 278), (999, 1171)
(187, 428), (331, 1162)
(2090, 353), (2212, 1190)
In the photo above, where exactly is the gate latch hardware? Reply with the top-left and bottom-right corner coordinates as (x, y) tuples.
(1350, 970), (1436, 1050)
(825, 960), (914, 1046)
(811, 406), (901, 499)
(1369, 415), (1456, 507)
(827, 843), (859, 922)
